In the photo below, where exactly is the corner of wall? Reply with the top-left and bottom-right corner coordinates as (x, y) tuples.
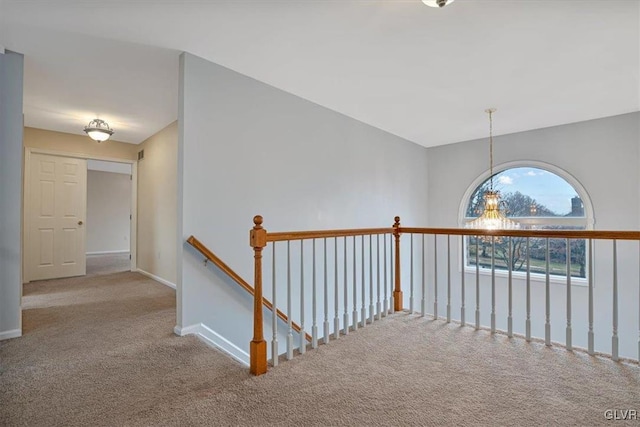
(174, 322), (250, 367)
(136, 121), (179, 288)
(0, 49), (24, 339)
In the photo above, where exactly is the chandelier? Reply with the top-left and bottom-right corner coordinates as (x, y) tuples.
(84, 119), (114, 142)
(465, 109), (519, 230)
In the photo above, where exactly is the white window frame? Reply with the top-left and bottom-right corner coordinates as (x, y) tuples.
(458, 160), (594, 286)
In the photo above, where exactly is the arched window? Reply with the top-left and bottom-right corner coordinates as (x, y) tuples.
(461, 163), (593, 280)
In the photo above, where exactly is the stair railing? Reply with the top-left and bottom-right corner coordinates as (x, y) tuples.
(250, 215), (640, 375)
(250, 215), (397, 375)
(400, 226), (640, 364)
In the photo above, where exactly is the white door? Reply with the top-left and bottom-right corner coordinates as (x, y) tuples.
(28, 153), (87, 281)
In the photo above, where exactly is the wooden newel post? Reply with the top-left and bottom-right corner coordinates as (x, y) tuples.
(393, 216), (403, 312)
(249, 215), (268, 375)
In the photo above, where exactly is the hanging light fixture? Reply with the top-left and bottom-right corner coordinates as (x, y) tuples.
(466, 109), (519, 230)
(422, 0), (455, 8)
(83, 119), (114, 142)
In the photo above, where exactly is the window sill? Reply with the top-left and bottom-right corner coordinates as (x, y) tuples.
(464, 266), (588, 287)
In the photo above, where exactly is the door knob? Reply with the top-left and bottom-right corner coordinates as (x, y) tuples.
(78, 220), (83, 226)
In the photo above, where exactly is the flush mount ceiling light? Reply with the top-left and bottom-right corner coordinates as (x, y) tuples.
(466, 109), (520, 230)
(422, 0), (455, 8)
(83, 118), (114, 142)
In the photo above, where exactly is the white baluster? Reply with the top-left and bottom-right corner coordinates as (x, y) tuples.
(343, 237), (349, 335)
(334, 238), (340, 340)
(272, 243), (278, 366)
(287, 241), (293, 360)
(491, 236), (496, 334)
(545, 238), (551, 346)
(588, 239), (594, 355)
(376, 234), (381, 321)
(383, 234), (388, 317)
(507, 237), (512, 338)
(421, 233), (426, 317)
(447, 235), (451, 324)
(461, 236), (466, 326)
(369, 235), (374, 324)
(312, 239), (318, 349)
(566, 238), (572, 351)
(434, 235), (438, 320)
(612, 239), (619, 361)
(323, 238), (330, 345)
(299, 240), (305, 355)
(410, 233), (414, 313)
(361, 235), (366, 326)
(526, 237), (531, 342)
(352, 236), (358, 331)
(475, 236), (480, 330)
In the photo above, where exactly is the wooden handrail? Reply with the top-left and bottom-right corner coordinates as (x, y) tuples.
(186, 235), (312, 343)
(265, 226), (640, 242)
(398, 227), (640, 240)
(267, 227), (393, 242)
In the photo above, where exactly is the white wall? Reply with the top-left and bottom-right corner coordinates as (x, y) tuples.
(137, 121), (178, 286)
(0, 50), (24, 340)
(178, 53), (429, 360)
(86, 169), (131, 254)
(425, 113), (640, 358)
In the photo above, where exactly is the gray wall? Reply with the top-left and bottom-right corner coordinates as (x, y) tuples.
(425, 113), (640, 358)
(0, 50), (24, 340)
(427, 113), (639, 230)
(178, 53), (429, 360)
(86, 170), (132, 254)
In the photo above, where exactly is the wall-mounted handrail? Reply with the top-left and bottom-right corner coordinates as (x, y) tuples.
(186, 236), (312, 348)
(188, 236), (253, 294)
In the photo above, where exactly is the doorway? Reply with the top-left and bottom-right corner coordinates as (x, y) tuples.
(86, 159), (133, 276)
(23, 148), (137, 283)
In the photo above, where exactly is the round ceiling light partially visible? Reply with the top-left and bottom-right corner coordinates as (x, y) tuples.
(422, 0), (455, 8)
(83, 119), (114, 142)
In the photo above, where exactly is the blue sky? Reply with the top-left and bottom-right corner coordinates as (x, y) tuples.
(492, 167), (578, 215)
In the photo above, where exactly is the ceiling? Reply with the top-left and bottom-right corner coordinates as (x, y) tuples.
(1, 0), (638, 147)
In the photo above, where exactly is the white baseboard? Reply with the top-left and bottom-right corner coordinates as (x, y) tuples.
(174, 323), (250, 366)
(0, 329), (22, 341)
(136, 268), (176, 289)
(86, 250), (130, 256)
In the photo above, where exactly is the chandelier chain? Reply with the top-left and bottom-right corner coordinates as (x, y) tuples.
(489, 109), (494, 191)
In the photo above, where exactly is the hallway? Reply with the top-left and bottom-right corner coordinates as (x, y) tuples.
(0, 271), (248, 426)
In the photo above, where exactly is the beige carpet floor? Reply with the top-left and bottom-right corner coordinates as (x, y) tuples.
(1, 271), (639, 426)
(86, 252), (131, 276)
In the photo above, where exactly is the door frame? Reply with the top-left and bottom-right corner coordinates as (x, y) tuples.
(23, 147), (138, 283)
